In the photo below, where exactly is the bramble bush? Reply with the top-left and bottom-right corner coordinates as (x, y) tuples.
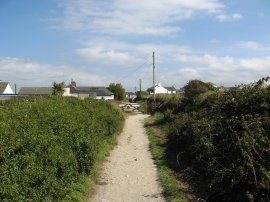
(155, 78), (270, 201)
(0, 96), (124, 201)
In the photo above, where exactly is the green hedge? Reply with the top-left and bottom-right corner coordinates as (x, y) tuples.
(0, 97), (124, 201)
(157, 79), (270, 201)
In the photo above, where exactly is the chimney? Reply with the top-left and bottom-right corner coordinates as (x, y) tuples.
(71, 80), (77, 87)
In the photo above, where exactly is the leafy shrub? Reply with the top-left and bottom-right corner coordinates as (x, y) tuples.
(0, 97), (124, 201)
(159, 78), (270, 201)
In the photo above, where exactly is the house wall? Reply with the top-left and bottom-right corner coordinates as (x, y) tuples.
(3, 84), (14, 94)
(69, 93), (78, 98)
(155, 86), (168, 94)
(0, 95), (14, 100)
(78, 93), (90, 99)
(167, 90), (176, 94)
(62, 88), (70, 96)
(96, 95), (114, 100)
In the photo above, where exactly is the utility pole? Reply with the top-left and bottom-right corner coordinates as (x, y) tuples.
(139, 79), (142, 93)
(152, 52), (156, 103)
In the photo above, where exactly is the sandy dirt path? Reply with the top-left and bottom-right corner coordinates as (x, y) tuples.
(90, 114), (165, 202)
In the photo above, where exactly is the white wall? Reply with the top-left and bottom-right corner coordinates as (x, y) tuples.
(155, 83), (168, 94)
(62, 87), (70, 96)
(3, 84), (14, 94)
(96, 95), (114, 100)
(167, 90), (176, 94)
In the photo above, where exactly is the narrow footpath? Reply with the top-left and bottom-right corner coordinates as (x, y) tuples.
(90, 114), (165, 202)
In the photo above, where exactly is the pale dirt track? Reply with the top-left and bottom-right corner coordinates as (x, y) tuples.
(90, 114), (165, 202)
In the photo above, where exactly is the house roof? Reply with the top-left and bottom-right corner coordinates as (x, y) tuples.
(70, 86), (114, 96)
(19, 87), (53, 95)
(164, 86), (176, 91)
(0, 82), (9, 94)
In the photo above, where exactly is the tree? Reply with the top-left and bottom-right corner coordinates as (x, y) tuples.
(52, 82), (65, 96)
(108, 83), (126, 101)
(183, 80), (210, 100)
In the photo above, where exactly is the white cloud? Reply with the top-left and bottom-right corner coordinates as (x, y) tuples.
(76, 37), (191, 67)
(54, 0), (225, 35)
(173, 54), (270, 86)
(76, 47), (141, 65)
(2, 53), (270, 92)
(237, 41), (270, 51)
(216, 13), (243, 22)
(0, 57), (110, 87)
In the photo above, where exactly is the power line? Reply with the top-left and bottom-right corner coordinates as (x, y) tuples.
(117, 59), (152, 82)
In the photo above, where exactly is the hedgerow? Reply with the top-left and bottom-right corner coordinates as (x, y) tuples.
(0, 96), (124, 201)
(154, 78), (270, 201)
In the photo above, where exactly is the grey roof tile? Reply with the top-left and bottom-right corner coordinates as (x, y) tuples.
(0, 82), (9, 94)
(19, 87), (53, 95)
(164, 86), (176, 91)
(70, 86), (113, 96)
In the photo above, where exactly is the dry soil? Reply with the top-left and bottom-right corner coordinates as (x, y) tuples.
(90, 114), (165, 202)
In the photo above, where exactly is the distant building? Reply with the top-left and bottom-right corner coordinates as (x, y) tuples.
(0, 82), (14, 94)
(18, 86), (71, 97)
(19, 87), (53, 96)
(126, 92), (137, 102)
(164, 86), (177, 94)
(17, 80), (114, 100)
(148, 83), (177, 94)
(68, 81), (114, 100)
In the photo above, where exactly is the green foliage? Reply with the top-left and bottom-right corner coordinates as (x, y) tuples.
(0, 97), (124, 201)
(148, 94), (183, 112)
(182, 80), (210, 99)
(156, 78), (270, 201)
(135, 91), (149, 101)
(52, 82), (65, 96)
(146, 128), (187, 202)
(180, 80), (217, 109)
(108, 83), (126, 101)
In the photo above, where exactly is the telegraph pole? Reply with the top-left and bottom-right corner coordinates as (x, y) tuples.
(153, 52), (156, 103)
(139, 79), (142, 93)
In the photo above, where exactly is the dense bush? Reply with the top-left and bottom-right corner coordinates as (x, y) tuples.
(158, 78), (270, 201)
(0, 97), (124, 201)
(108, 83), (126, 101)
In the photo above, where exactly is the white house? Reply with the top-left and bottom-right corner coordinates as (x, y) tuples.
(150, 83), (177, 94)
(0, 82), (14, 94)
(164, 86), (177, 94)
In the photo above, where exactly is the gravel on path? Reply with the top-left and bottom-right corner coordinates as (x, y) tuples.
(90, 114), (165, 202)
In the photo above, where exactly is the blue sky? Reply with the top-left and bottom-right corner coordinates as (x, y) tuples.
(0, 0), (270, 91)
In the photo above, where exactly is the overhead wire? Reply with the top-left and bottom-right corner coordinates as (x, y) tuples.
(117, 58), (152, 82)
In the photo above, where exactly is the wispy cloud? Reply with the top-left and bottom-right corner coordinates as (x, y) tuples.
(216, 13), (243, 22)
(237, 41), (270, 51)
(54, 0), (225, 35)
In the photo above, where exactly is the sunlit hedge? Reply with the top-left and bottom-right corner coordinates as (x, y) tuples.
(156, 78), (270, 201)
(0, 97), (124, 201)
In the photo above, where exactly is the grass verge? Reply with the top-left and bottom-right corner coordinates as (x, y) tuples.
(146, 126), (187, 202)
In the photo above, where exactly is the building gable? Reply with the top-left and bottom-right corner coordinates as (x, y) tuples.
(0, 82), (14, 94)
